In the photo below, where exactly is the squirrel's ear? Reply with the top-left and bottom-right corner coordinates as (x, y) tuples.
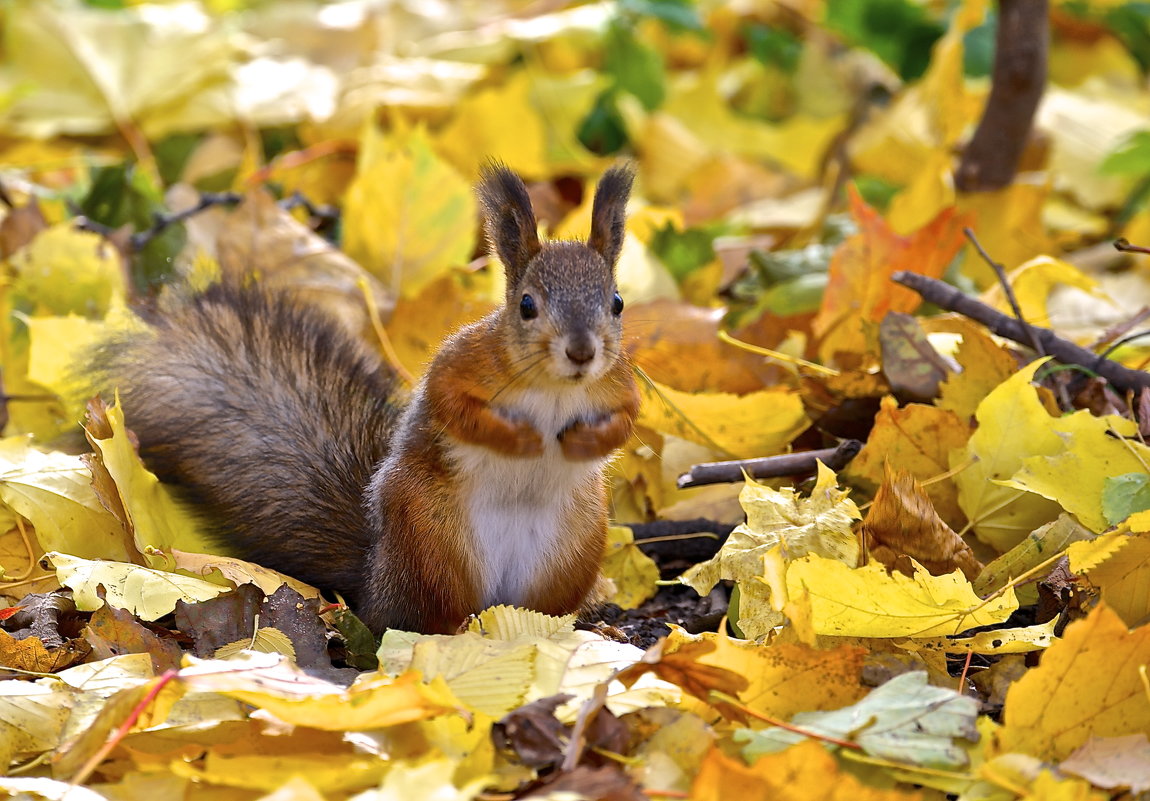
(478, 165), (540, 286)
(588, 165), (634, 269)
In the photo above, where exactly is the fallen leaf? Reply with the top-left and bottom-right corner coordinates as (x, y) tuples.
(692, 740), (923, 801)
(45, 551), (227, 620)
(785, 553), (1017, 638)
(600, 525), (659, 609)
(638, 379), (810, 460)
(736, 671), (980, 769)
(660, 628), (866, 723)
(861, 467), (982, 581)
(1068, 532), (1150, 628)
(812, 188), (969, 362)
(845, 397), (972, 530)
(995, 603), (1150, 761)
(1060, 734), (1150, 794)
(952, 360), (1065, 551)
(343, 122), (476, 298)
(935, 318), (1020, 421)
(681, 463), (859, 604)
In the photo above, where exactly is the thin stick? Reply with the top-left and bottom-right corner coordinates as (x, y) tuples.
(1115, 238), (1150, 256)
(892, 271), (1150, 395)
(677, 440), (862, 489)
(965, 227), (1072, 409)
(708, 691), (863, 750)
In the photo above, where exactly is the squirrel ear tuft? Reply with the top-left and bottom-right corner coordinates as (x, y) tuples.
(477, 164), (540, 286)
(588, 165), (634, 269)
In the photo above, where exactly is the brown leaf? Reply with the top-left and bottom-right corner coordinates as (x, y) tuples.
(523, 765), (646, 801)
(861, 467), (982, 580)
(492, 694), (573, 770)
(85, 601), (183, 674)
(0, 199), (47, 259)
(1061, 734), (1150, 793)
(879, 312), (957, 402)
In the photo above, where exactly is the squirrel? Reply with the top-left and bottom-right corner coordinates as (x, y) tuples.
(85, 165), (640, 635)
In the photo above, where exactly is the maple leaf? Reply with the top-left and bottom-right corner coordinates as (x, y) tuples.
(812, 187), (970, 362)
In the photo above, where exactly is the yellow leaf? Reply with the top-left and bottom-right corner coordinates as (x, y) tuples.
(0, 436), (135, 563)
(0, 2), (238, 139)
(957, 180), (1055, 287)
(936, 319), (1019, 421)
(845, 397), (971, 529)
(952, 360), (1065, 551)
(665, 628), (866, 723)
(466, 605), (575, 639)
(1069, 532), (1150, 628)
(887, 148), (955, 235)
(172, 754), (388, 793)
(343, 123), (476, 298)
(981, 256), (1110, 327)
(181, 652), (460, 731)
(1006, 410), (1147, 534)
(45, 551), (226, 619)
(785, 553), (1017, 638)
(681, 463), (860, 598)
(88, 400), (214, 555)
(166, 548), (322, 601)
(24, 315), (106, 399)
(436, 71), (550, 180)
(899, 619), (1060, 656)
(975, 515), (1095, 596)
(995, 603), (1150, 761)
(10, 224), (124, 317)
(638, 379), (809, 460)
(601, 525), (659, 608)
(660, 71), (846, 180)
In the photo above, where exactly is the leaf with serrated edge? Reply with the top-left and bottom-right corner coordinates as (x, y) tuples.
(785, 553), (1016, 639)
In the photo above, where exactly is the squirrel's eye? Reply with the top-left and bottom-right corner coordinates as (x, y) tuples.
(611, 292), (624, 316)
(520, 294), (538, 320)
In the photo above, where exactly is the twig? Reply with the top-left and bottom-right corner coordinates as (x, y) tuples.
(964, 227), (1072, 409)
(129, 191), (243, 251)
(676, 440), (862, 489)
(1115, 238), (1150, 256)
(892, 271), (1150, 395)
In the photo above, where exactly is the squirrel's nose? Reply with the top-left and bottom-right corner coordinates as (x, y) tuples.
(565, 339), (596, 366)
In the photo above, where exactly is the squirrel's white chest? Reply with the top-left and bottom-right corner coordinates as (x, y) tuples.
(449, 387), (606, 608)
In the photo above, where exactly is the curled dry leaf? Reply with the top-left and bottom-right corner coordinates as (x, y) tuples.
(861, 467), (983, 581)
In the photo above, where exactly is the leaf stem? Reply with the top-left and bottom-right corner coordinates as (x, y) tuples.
(708, 690), (862, 750)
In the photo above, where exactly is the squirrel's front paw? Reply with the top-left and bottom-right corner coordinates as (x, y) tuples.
(506, 419), (544, 457)
(558, 420), (611, 461)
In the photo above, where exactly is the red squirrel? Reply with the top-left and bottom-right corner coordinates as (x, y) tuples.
(86, 166), (640, 634)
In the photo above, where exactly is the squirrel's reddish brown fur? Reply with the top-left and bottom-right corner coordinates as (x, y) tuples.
(87, 166), (639, 634)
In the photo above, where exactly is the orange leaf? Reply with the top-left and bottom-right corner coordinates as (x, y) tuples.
(813, 188), (970, 362)
(691, 741), (923, 801)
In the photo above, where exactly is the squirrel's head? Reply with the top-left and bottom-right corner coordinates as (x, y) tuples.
(478, 164), (634, 384)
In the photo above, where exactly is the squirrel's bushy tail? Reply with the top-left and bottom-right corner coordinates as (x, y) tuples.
(85, 284), (399, 604)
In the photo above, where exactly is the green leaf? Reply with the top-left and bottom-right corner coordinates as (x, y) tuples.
(619, 0), (704, 33)
(78, 163), (185, 290)
(735, 671), (980, 768)
(746, 24), (803, 73)
(1100, 130), (1150, 177)
(649, 223), (717, 280)
(823, 0), (946, 81)
(603, 22), (666, 111)
(1102, 473), (1150, 526)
